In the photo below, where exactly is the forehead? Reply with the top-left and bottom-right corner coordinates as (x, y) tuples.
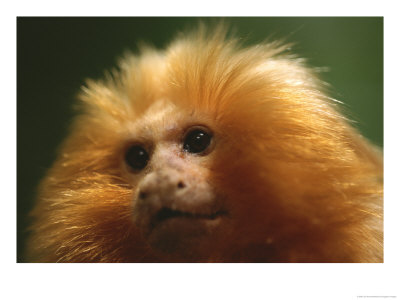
(129, 100), (184, 141)
(124, 98), (217, 145)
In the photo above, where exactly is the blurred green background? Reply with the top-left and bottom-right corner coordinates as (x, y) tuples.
(17, 17), (383, 262)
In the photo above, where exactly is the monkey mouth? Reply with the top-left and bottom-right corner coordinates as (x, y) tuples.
(154, 207), (228, 223)
(147, 206), (229, 234)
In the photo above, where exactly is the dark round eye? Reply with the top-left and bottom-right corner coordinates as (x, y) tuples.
(183, 128), (212, 154)
(125, 145), (149, 171)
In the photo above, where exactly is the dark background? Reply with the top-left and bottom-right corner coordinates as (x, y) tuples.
(17, 17), (383, 262)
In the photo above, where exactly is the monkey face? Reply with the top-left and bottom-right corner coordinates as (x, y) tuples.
(123, 101), (232, 260)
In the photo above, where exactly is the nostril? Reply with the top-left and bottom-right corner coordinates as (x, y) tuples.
(177, 181), (186, 189)
(139, 191), (147, 199)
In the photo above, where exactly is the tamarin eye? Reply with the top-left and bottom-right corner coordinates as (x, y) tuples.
(183, 128), (212, 154)
(125, 145), (149, 171)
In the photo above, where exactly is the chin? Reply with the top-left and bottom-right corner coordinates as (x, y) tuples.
(146, 215), (229, 261)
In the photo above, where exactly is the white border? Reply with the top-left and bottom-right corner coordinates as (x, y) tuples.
(3, 1), (399, 300)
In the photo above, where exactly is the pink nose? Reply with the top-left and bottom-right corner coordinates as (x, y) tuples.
(137, 169), (187, 201)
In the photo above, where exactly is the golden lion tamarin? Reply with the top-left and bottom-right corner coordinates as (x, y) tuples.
(27, 26), (383, 263)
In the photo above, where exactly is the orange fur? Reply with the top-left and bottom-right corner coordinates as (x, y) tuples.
(27, 26), (383, 262)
